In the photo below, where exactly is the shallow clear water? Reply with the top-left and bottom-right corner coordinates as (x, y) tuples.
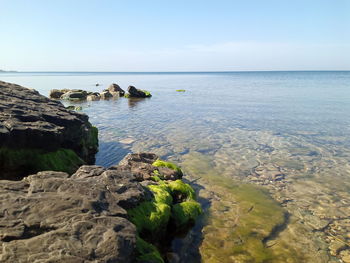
(2, 71), (350, 262)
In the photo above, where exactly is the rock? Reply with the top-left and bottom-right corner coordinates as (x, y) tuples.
(60, 90), (88, 101)
(127, 86), (152, 98)
(0, 81), (98, 180)
(116, 153), (182, 181)
(66, 105), (83, 111)
(0, 166), (147, 262)
(119, 153), (159, 166)
(108, 83), (125, 97)
(87, 92), (101, 101)
(49, 89), (64, 99)
(100, 90), (113, 100)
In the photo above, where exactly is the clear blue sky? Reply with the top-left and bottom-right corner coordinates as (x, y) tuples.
(0, 0), (349, 71)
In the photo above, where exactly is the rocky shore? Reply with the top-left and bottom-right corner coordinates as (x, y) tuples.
(0, 81), (98, 180)
(0, 153), (201, 262)
(0, 81), (201, 262)
(49, 83), (152, 101)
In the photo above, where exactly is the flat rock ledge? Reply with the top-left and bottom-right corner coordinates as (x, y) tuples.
(0, 153), (198, 263)
(0, 168), (144, 262)
(0, 80), (98, 179)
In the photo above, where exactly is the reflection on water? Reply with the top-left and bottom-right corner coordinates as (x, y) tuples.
(1, 71), (350, 262)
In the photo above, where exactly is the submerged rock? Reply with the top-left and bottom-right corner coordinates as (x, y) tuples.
(0, 81), (98, 180)
(116, 153), (183, 181)
(127, 86), (152, 98)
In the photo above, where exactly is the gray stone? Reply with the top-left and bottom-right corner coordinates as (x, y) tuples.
(100, 90), (113, 100)
(108, 83), (125, 97)
(0, 81), (98, 179)
(0, 167), (146, 262)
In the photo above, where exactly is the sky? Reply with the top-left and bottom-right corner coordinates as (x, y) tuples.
(0, 0), (349, 71)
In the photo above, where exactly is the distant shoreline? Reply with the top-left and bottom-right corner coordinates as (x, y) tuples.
(0, 70), (18, 73)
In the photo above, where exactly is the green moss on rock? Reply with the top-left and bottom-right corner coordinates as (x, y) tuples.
(152, 160), (183, 176)
(172, 200), (202, 227)
(135, 236), (164, 263)
(0, 147), (84, 178)
(168, 179), (196, 200)
(141, 90), (152, 97)
(128, 162), (201, 262)
(127, 183), (172, 237)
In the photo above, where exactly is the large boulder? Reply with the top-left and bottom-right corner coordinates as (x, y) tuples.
(0, 167), (147, 262)
(0, 81), (98, 180)
(108, 83), (125, 97)
(127, 86), (152, 98)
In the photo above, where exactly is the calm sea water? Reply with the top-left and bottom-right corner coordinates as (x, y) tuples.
(1, 71), (350, 261)
(2, 71), (350, 163)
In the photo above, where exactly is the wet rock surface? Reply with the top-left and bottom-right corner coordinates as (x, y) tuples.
(0, 166), (147, 262)
(127, 86), (152, 98)
(116, 153), (183, 181)
(0, 81), (98, 179)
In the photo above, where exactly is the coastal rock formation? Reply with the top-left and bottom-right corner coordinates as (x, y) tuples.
(127, 86), (152, 98)
(0, 153), (201, 263)
(50, 83), (126, 101)
(108, 83), (125, 96)
(0, 168), (146, 262)
(0, 81), (98, 179)
(49, 84), (152, 100)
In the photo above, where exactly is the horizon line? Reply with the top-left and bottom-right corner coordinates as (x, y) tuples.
(1, 70), (350, 74)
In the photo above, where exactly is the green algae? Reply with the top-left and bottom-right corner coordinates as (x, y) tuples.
(128, 183), (172, 237)
(128, 162), (202, 262)
(0, 147), (84, 177)
(181, 152), (304, 262)
(172, 200), (202, 227)
(141, 90), (152, 97)
(135, 236), (164, 263)
(168, 179), (196, 200)
(128, 180), (202, 236)
(89, 126), (99, 149)
(152, 160), (183, 176)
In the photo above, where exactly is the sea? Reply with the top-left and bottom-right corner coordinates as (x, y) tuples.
(1, 71), (350, 262)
